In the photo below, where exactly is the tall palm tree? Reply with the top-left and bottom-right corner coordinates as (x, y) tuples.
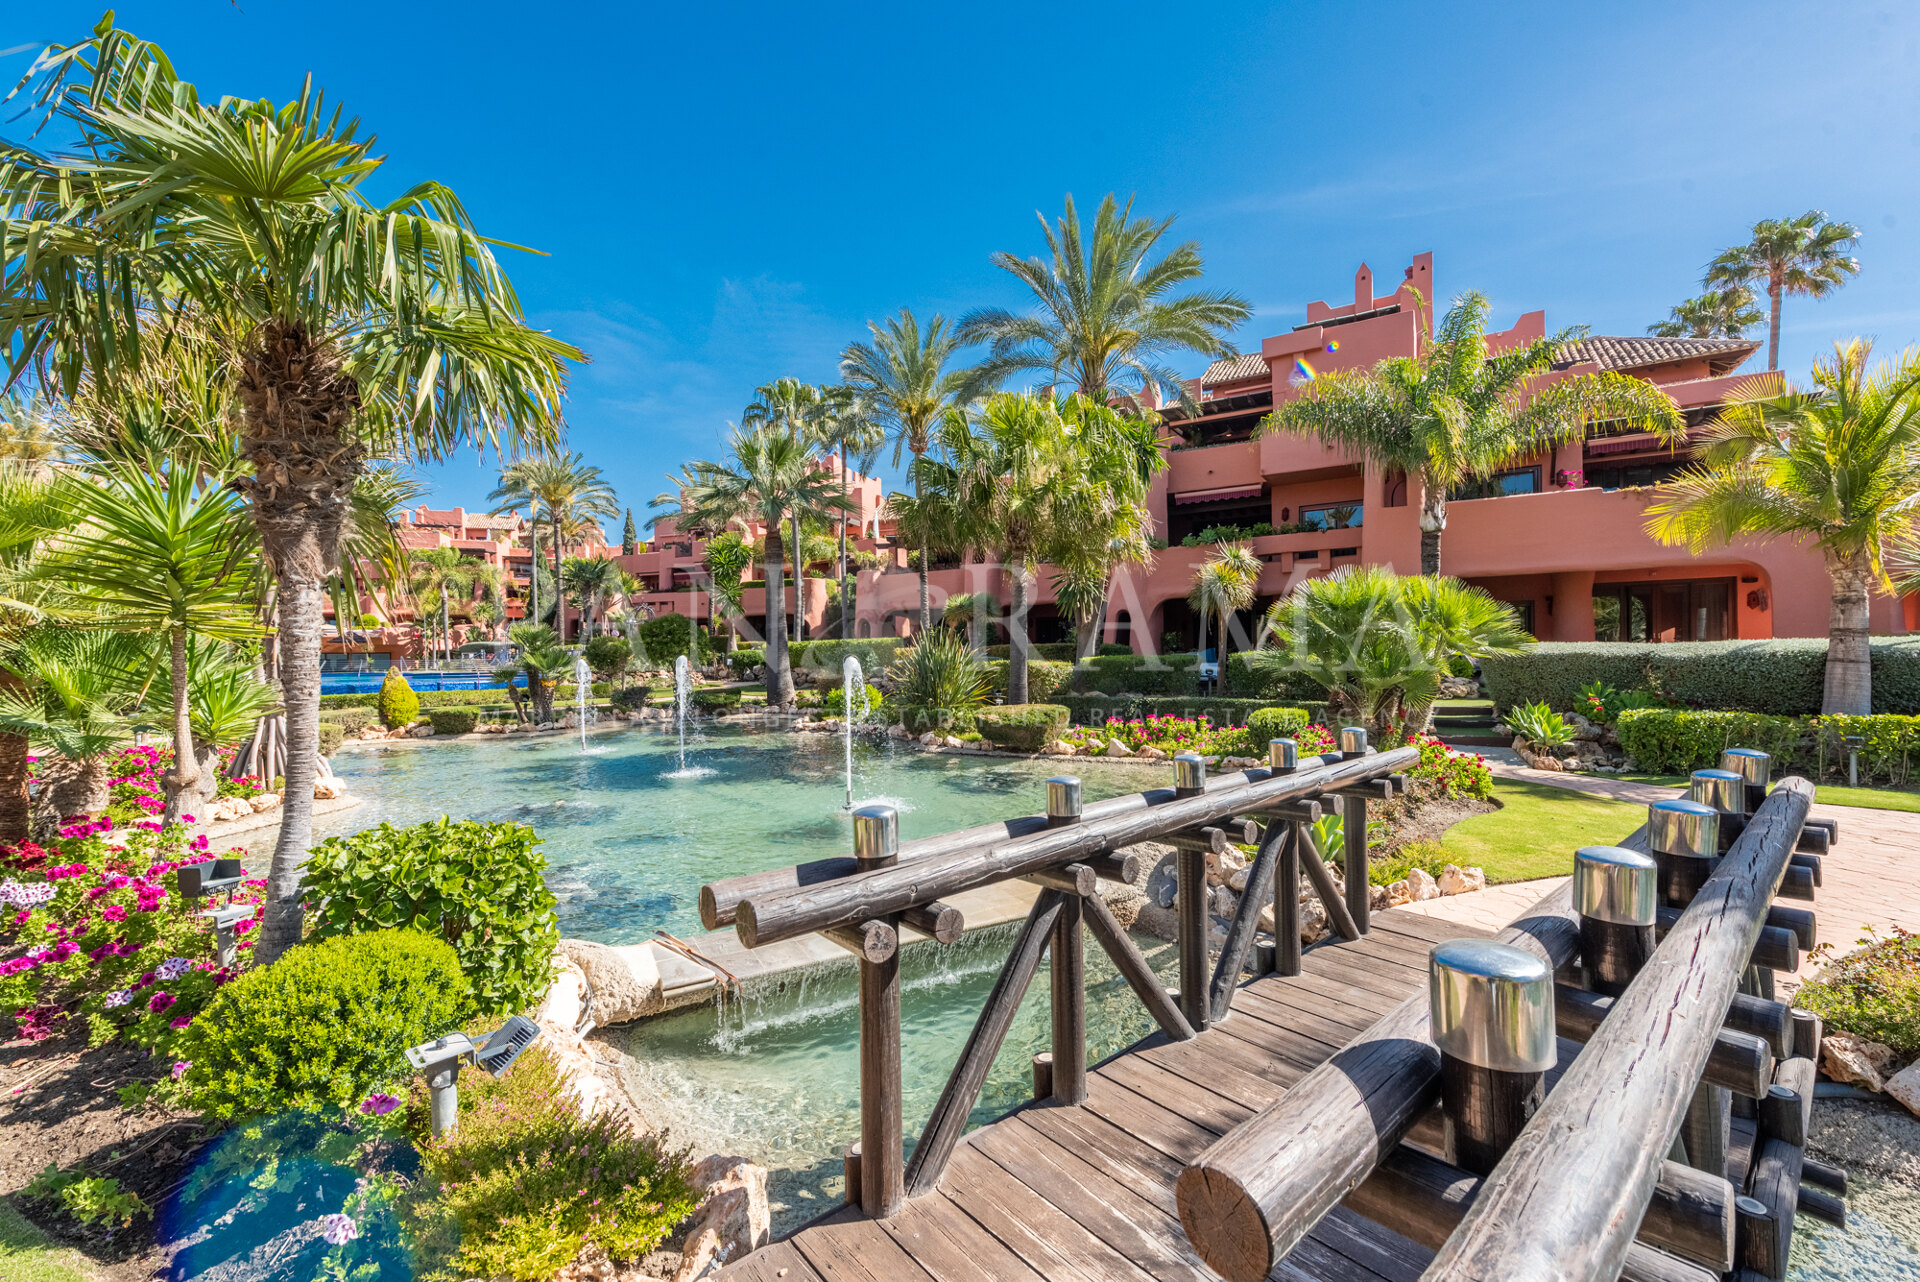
(1705, 212), (1861, 372)
(1647, 341), (1920, 715)
(1262, 291), (1686, 574)
(700, 532), (751, 651)
(956, 193), (1251, 411)
(656, 425), (853, 705)
(1648, 287), (1764, 339)
(741, 379), (833, 645)
(1187, 542), (1262, 671)
(0, 23), (579, 962)
(804, 385), (884, 637)
(34, 465), (263, 821)
(841, 309), (966, 633)
(489, 452), (619, 642)
(409, 547), (484, 666)
(1047, 395), (1162, 658)
(561, 555), (619, 637)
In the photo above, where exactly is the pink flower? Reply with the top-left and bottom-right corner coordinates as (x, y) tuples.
(169, 1015), (193, 1029)
(170, 1060), (190, 1079)
(360, 1093), (402, 1116)
(147, 991), (175, 1012)
(102, 905), (128, 922)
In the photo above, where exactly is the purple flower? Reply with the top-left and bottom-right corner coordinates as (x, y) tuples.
(156, 957), (193, 981)
(360, 1093), (402, 1116)
(319, 1213), (358, 1246)
(103, 989), (133, 1008)
(147, 991), (176, 1013)
(170, 1060), (190, 1079)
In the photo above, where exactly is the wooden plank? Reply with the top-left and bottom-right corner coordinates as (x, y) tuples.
(1095, 1051), (1256, 1134)
(1083, 1074), (1229, 1154)
(941, 1145), (1139, 1282)
(715, 1239), (828, 1282)
(881, 1195), (1046, 1282)
(789, 1207), (940, 1282)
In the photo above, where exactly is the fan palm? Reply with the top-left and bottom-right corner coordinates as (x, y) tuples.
(1646, 341), (1920, 715)
(1188, 542), (1262, 671)
(410, 547), (485, 666)
(0, 628), (150, 833)
(956, 193), (1251, 412)
(804, 385), (884, 637)
(941, 591), (992, 649)
(32, 465), (263, 820)
(741, 379), (835, 644)
(492, 623), (570, 723)
(1, 22), (579, 961)
(489, 452), (619, 640)
(561, 556), (619, 638)
(1648, 287), (1764, 340)
(1262, 291), (1686, 574)
(1705, 212), (1861, 371)
(841, 309), (967, 632)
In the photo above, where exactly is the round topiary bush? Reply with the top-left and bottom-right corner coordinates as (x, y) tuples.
(975, 704), (1070, 752)
(179, 929), (469, 1119)
(377, 669), (420, 729)
(691, 689), (742, 711)
(1246, 706), (1311, 744)
(426, 709), (479, 735)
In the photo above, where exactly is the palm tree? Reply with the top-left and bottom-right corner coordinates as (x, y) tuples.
(1647, 341), (1920, 715)
(148, 637), (281, 782)
(492, 623), (571, 724)
(701, 532), (751, 651)
(1188, 542), (1262, 672)
(489, 452), (619, 642)
(841, 309), (966, 633)
(1, 23), (579, 963)
(657, 425), (853, 705)
(1046, 396), (1163, 659)
(0, 628), (150, 833)
(34, 465), (263, 821)
(741, 379), (833, 645)
(941, 591), (992, 649)
(804, 385), (884, 637)
(561, 556), (619, 637)
(1648, 287), (1764, 340)
(956, 193), (1251, 411)
(1705, 212), (1861, 372)
(410, 547), (474, 667)
(1262, 291), (1686, 574)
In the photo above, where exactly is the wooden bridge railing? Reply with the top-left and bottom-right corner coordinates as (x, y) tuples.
(1176, 749), (1844, 1282)
(700, 735), (1415, 1220)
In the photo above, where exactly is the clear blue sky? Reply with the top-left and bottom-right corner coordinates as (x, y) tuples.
(10, 2), (1919, 531)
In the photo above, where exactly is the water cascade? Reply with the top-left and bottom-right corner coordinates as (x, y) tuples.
(574, 655), (593, 751)
(841, 655), (870, 809)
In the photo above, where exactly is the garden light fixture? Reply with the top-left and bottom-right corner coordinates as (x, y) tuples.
(178, 858), (248, 966)
(405, 1014), (544, 1137)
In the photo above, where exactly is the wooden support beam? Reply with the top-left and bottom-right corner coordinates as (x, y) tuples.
(1298, 824), (1361, 941)
(1178, 842), (1209, 1032)
(1737, 1137), (1806, 1280)
(1164, 818), (1258, 856)
(1758, 1056), (1816, 1150)
(1083, 884), (1194, 1043)
(1795, 825), (1830, 855)
(1801, 1155), (1846, 1195)
(901, 901), (963, 945)
(1790, 1008), (1823, 1062)
(1023, 862), (1096, 896)
(904, 891), (1064, 1197)
(1090, 849), (1141, 884)
(1795, 1184), (1846, 1227)
(1340, 788), (1371, 933)
(1208, 820), (1288, 1023)
(1657, 910), (1800, 974)
(859, 942), (902, 1218)
(1554, 987), (1775, 1096)
(1790, 851), (1822, 884)
(1275, 821), (1302, 978)
(1050, 892), (1086, 1105)
(1776, 864), (1816, 902)
(824, 919), (898, 963)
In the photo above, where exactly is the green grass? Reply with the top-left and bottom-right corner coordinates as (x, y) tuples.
(1437, 778), (1643, 883)
(1614, 772), (1920, 814)
(0, 1198), (92, 1282)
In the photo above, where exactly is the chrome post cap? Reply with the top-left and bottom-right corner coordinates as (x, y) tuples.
(1338, 726), (1369, 755)
(1173, 751), (1206, 792)
(1647, 798), (1719, 859)
(1572, 846), (1659, 926)
(1690, 768), (1746, 815)
(1045, 775), (1083, 822)
(1268, 738), (1299, 772)
(851, 804), (900, 863)
(1428, 939), (1556, 1073)
(1719, 748), (1771, 787)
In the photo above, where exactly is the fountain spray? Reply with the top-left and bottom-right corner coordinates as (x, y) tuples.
(574, 655), (592, 751)
(842, 655), (870, 809)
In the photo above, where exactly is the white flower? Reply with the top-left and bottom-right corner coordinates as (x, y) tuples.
(319, 1213), (358, 1246)
(156, 957), (193, 981)
(102, 989), (133, 1008)
(0, 880), (54, 907)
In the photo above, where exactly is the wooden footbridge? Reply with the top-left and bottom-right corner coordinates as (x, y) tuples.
(702, 739), (1847, 1282)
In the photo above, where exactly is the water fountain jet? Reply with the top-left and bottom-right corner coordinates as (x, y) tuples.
(842, 655), (870, 809)
(574, 655), (592, 752)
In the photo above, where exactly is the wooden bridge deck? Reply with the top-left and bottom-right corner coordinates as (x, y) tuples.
(716, 906), (1494, 1282)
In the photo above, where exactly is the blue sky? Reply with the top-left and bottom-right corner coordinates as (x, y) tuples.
(10, 2), (1920, 530)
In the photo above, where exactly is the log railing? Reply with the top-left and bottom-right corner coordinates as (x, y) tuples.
(1175, 748), (1844, 1282)
(700, 736), (1415, 1219)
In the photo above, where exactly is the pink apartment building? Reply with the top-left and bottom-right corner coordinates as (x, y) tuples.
(851, 252), (1920, 652)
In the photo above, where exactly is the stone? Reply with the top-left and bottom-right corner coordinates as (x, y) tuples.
(1102, 884), (1146, 931)
(1386, 879), (1412, 907)
(889, 724), (911, 739)
(358, 726), (385, 740)
(1137, 744), (1166, 760)
(313, 777), (345, 800)
(1437, 864), (1486, 896)
(1104, 738), (1134, 757)
(673, 1155), (771, 1282)
(409, 723), (436, 738)
(1823, 1032), (1896, 1091)
(248, 791), (281, 813)
(942, 735), (966, 749)
(1886, 1061), (1920, 1117)
(558, 937), (667, 1023)
(1368, 882), (1390, 912)
(1227, 867), (1251, 893)
(919, 731), (940, 746)
(1211, 885), (1238, 918)
(538, 954), (588, 1031)
(1408, 868), (1441, 901)
(1046, 740), (1076, 755)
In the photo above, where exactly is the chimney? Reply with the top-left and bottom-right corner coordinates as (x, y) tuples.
(1354, 263), (1373, 312)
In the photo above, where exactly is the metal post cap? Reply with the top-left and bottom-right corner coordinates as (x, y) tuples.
(851, 804), (899, 863)
(1428, 939), (1556, 1073)
(1339, 726), (1369, 755)
(1173, 751), (1206, 792)
(1269, 738), (1299, 772)
(1046, 775), (1083, 821)
(1719, 748), (1771, 787)
(1690, 768), (1746, 815)
(1647, 798), (1719, 859)
(1572, 846), (1658, 926)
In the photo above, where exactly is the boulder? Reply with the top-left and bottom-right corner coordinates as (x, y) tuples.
(919, 731), (940, 746)
(1386, 879), (1413, 907)
(889, 724), (911, 739)
(1211, 884), (1238, 919)
(248, 791), (281, 813)
(673, 1155), (771, 1282)
(1886, 1060), (1920, 1117)
(1368, 882), (1390, 912)
(1822, 1032), (1896, 1091)
(1227, 867), (1251, 893)
(409, 723), (436, 738)
(557, 937), (666, 1024)
(1407, 868), (1441, 901)
(1437, 864), (1486, 895)
(1104, 739), (1134, 758)
(358, 726), (386, 740)
(313, 777), (345, 800)
(1101, 883), (1147, 931)
(1046, 740), (1076, 756)
(943, 735), (967, 749)
(1137, 744), (1167, 760)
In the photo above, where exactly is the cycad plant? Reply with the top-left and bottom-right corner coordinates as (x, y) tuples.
(492, 624), (571, 724)
(941, 591), (992, 649)
(1646, 340), (1920, 714)
(147, 638), (281, 800)
(885, 626), (993, 732)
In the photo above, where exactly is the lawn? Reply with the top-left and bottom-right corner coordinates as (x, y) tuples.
(0, 1199), (91, 1282)
(1614, 773), (1920, 814)
(1437, 778), (1643, 884)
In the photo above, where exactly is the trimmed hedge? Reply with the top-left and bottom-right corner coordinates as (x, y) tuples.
(318, 723), (344, 756)
(1481, 638), (1920, 716)
(975, 704), (1071, 752)
(726, 647), (765, 678)
(1075, 652), (1204, 697)
(321, 689), (516, 710)
(1247, 706), (1313, 742)
(984, 643), (1080, 662)
(427, 709), (479, 735)
(318, 707), (376, 733)
(790, 638), (906, 674)
(1224, 651), (1333, 701)
(691, 689), (742, 711)
(1615, 707), (1920, 782)
(987, 659), (1073, 702)
(1056, 694), (1327, 727)
(377, 669), (419, 728)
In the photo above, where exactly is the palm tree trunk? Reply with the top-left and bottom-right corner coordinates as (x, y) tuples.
(1008, 565), (1031, 704)
(162, 625), (200, 823)
(914, 450), (931, 635)
(791, 514), (806, 645)
(0, 728), (29, 843)
(1197, 603), (1208, 667)
(1418, 480), (1446, 576)
(1767, 276), (1783, 372)
(764, 525), (795, 706)
(256, 568), (328, 964)
(1822, 549), (1873, 715)
(552, 513), (566, 639)
(838, 468), (851, 639)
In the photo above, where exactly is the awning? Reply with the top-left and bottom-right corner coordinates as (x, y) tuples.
(1585, 433), (1676, 457)
(1173, 484), (1266, 506)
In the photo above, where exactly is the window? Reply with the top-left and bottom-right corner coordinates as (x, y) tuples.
(1453, 468), (1540, 501)
(1586, 459), (1692, 491)
(1299, 503), (1363, 531)
(1505, 600), (1536, 636)
(1593, 579), (1733, 642)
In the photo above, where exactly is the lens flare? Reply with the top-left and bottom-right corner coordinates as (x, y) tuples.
(1291, 358), (1318, 385)
(1325, 339), (1340, 352)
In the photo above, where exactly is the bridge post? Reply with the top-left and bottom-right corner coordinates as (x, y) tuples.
(1429, 939), (1556, 1177)
(851, 805), (904, 1219)
(1574, 845), (1659, 997)
(1174, 752), (1211, 1032)
(1650, 795), (1732, 1180)
(1271, 740), (1303, 977)
(1336, 728), (1371, 933)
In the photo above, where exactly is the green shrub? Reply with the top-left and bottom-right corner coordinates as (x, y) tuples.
(1481, 638), (1920, 716)
(983, 642), (1079, 661)
(304, 819), (558, 1016)
(794, 688), (823, 708)
(1097, 642), (1133, 656)
(319, 722), (345, 756)
(1077, 651), (1206, 696)
(582, 635), (633, 682)
(727, 646), (765, 678)
(1794, 929), (1920, 1059)
(319, 707), (377, 733)
(1246, 706), (1312, 743)
(607, 684), (653, 712)
(1056, 694), (1326, 727)
(179, 930), (469, 1119)
(426, 709), (479, 735)
(23, 1165), (150, 1229)
(691, 688), (742, 711)
(1614, 708), (1808, 774)
(411, 1043), (697, 1281)
(1447, 654), (1476, 679)
(975, 704), (1070, 752)
(633, 614), (709, 668)
(790, 638), (906, 677)
(1507, 700), (1575, 751)
(320, 692), (380, 708)
(377, 669), (420, 728)
(1224, 650), (1340, 701)
(986, 658), (1072, 702)
(887, 628), (992, 723)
